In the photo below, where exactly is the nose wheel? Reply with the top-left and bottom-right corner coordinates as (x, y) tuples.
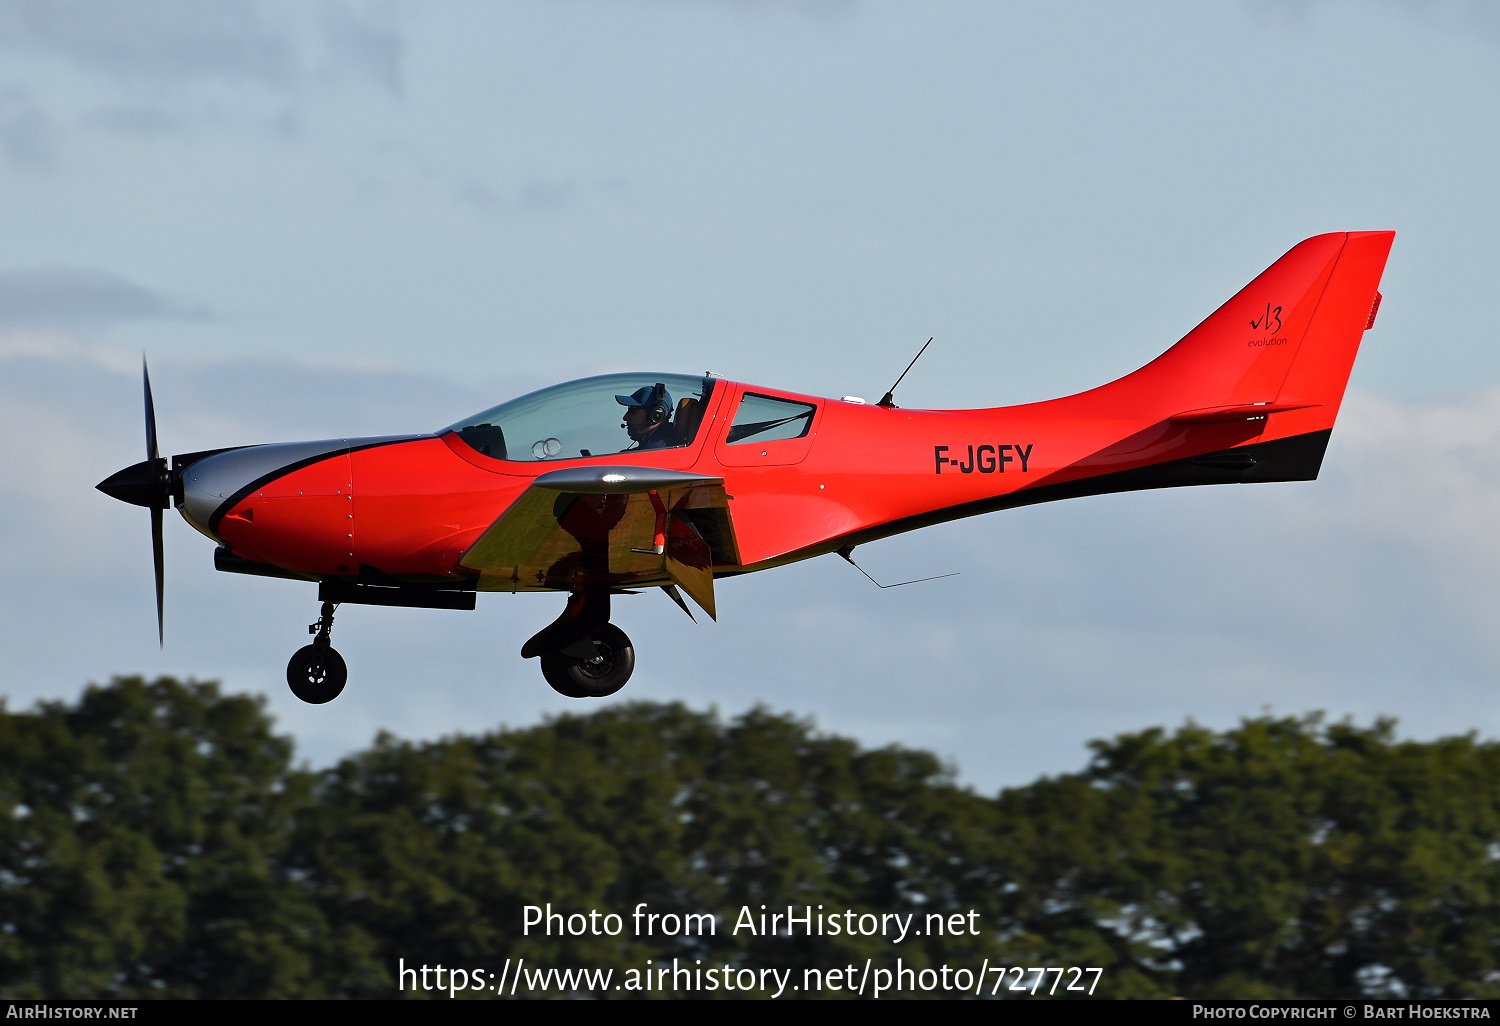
(540, 623), (635, 698)
(287, 601), (347, 704)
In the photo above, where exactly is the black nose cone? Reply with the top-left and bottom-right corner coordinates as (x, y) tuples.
(98, 459), (169, 509)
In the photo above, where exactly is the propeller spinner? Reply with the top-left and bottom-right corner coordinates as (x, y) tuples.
(96, 358), (170, 645)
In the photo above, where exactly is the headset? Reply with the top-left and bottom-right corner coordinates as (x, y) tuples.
(646, 382), (670, 425)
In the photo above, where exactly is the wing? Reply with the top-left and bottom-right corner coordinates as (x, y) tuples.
(459, 465), (739, 618)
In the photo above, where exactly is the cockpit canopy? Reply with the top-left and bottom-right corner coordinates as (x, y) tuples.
(447, 372), (716, 462)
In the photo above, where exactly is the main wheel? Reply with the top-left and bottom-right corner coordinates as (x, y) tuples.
(540, 624), (635, 698)
(287, 644), (348, 704)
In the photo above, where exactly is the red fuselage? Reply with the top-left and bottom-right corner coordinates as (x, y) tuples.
(201, 379), (1326, 588)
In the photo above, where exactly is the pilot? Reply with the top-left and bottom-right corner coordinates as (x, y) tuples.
(616, 383), (676, 451)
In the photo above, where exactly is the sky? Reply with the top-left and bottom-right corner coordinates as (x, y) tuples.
(3, 0), (1500, 791)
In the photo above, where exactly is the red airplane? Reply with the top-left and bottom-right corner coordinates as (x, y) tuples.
(98, 231), (1394, 705)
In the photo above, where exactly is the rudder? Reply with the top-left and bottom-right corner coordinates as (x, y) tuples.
(1273, 230), (1394, 424)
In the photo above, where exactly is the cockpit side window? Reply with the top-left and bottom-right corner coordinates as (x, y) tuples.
(456, 423), (507, 460)
(672, 377), (716, 446)
(725, 392), (816, 444)
(448, 372), (714, 462)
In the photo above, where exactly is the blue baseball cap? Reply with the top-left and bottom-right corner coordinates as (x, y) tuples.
(615, 385), (672, 409)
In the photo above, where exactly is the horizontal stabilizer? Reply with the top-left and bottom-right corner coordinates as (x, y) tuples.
(1169, 401), (1321, 424)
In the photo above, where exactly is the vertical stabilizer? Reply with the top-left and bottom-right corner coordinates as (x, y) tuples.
(1053, 232), (1394, 427)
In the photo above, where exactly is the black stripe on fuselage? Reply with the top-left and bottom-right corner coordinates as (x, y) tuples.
(205, 434), (431, 537)
(734, 428), (1333, 573)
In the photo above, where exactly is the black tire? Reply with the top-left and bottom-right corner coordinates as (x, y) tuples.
(539, 624), (634, 698)
(287, 644), (348, 704)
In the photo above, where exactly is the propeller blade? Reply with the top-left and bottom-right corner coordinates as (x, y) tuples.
(143, 357), (159, 464)
(144, 356), (165, 645)
(151, 506), (164, 646)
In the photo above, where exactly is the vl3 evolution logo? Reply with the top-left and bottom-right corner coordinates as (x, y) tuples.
(1248, 301), (1288, 347)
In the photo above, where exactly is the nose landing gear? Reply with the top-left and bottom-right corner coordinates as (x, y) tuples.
(287, 601), (348, 704)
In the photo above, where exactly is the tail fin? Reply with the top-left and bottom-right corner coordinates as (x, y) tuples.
(1074, 231), (1395, 429)
(1273, 231), (1394, 423)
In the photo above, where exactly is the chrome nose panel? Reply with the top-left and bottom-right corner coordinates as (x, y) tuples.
(178, 438), (350, 539)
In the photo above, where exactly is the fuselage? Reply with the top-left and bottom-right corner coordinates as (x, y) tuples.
(178, 373), (1328, 591)
(168, 230), (1397, 594)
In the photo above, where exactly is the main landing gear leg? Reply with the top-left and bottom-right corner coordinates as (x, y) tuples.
(522, 587), (635, 699)
(287, 600), (348, 704)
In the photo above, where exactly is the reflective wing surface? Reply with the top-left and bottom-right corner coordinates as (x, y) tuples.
(458, 465), (738, 618)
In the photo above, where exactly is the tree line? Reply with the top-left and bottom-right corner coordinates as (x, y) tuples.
(1, 676), (1498, 999)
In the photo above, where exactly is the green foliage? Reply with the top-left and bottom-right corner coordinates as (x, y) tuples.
(0, 677), (364, 998)
(295, 702), (1004, 993)
(992, 715), (1500, 998)
(2, 679), (1500, 999)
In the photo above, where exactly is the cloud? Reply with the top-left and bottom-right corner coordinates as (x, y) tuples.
(519, 179), (579, 214)
(318, 1), (401, 95)
(0, 0), (298, 87)
(0, 268), (201, 329)
(0, 84), (54, 169)
(0, 0), (402, 92)
(703, 0), (858, 22)
(1243, 0), (1500, 44)
(456, 179), (502, 210)
(1390, 0), (1500, 44)
(456, 178), (599, 214)
(79, 105), (188, 137)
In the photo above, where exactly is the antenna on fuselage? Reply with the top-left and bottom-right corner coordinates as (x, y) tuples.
(877, 337), (933, 408)
(837, 544), (959, 589)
